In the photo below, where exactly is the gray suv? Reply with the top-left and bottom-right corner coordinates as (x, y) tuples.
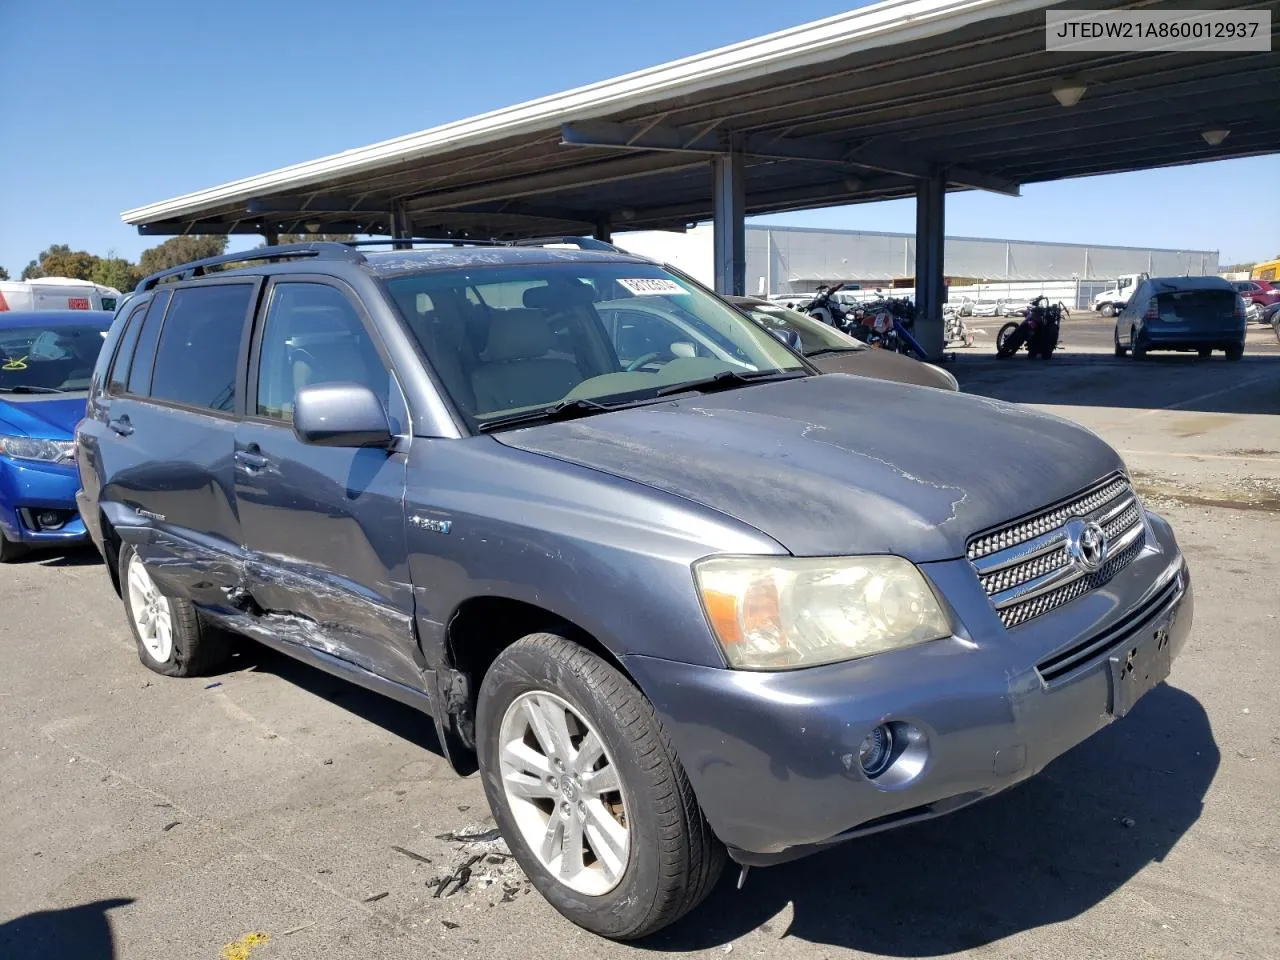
(77, 240), (1193, 939)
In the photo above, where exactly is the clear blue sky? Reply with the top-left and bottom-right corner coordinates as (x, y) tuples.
(1, 0), (1276, 279)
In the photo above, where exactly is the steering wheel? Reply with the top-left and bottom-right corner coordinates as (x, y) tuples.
(625, 352), (663, 372)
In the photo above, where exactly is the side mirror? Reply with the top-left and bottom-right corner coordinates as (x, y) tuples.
(669, 341), (697, 359)
(769, 328), (802, 350)
(293, 383), (394, 448)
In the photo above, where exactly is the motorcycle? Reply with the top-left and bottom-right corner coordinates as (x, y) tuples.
(854, 297), (928, 359)
(996, 296), (1063, 359)
(804, 284), (856, 330)
(942, 305), (975, 347)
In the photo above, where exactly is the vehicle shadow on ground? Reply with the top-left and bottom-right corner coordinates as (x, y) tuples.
(11, 546), (100, 568)
(0, 898), (133, 960)
(950, 352), (1280, 417)
(222, 643), (445, 757)
(647, 683), (1217, 956)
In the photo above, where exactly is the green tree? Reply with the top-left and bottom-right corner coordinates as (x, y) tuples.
(90, 255), (139, 293)
(0, 266), (9, 281)
(137, 236), (228, 277)
(40, 247), (100, 281)
(17, 244), (103, 281)
(277, 232), (355, 245)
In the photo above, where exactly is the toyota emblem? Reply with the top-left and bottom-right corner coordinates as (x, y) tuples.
(1066, 518), (1109, 572)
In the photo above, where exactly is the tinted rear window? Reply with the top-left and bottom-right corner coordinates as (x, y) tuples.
(1155, 288), (1237, 320)
(127, 289), (171, 396)
(150, 284), (252, 412)
(106, 302), (148, 395)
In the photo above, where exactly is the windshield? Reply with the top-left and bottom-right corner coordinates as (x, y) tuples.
(384, 262), (807, 430)
(0, 323), (108, 393)
(738, 302), (865, 355)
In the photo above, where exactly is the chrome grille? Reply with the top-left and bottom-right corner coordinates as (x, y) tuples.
(968, 474), (1146, 628)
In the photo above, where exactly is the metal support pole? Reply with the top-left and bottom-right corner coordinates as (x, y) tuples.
(913, 172), (946, 360)
(392, 201), (412, 250)
(263, 226), (279, 247)
(712, 138), (746, 296)
(594, 218), (612, 243)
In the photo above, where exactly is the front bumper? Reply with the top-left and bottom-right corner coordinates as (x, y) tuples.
(0, 456), (88, 545)
(625, 512), (1191, 865)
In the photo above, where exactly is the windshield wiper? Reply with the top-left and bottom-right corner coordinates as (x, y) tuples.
(476, 397), (629, 433)
(805, 347), (861, 357)
(0, 385), (66, 394)
(654, 368), (807, 397)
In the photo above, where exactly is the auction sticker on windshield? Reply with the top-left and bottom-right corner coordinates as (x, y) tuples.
(618, 278), (687, 296)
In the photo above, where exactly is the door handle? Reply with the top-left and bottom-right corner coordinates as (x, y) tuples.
(235, 448), (269, 471)
(108, 415), (133, 437)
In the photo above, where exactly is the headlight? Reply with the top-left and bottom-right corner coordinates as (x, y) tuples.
(694, 555), (952, 670)
(0, 435), (76, 463)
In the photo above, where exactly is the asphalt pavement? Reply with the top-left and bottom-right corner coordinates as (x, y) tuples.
(2, 325), (1279, 960)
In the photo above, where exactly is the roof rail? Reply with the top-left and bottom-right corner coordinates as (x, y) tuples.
(136, 242), (365, 292)
(341, 237), (507, 249)
(510, 235), (623, 253)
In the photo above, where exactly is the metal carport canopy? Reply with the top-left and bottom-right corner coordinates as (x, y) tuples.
(124, 0), (1280, 244)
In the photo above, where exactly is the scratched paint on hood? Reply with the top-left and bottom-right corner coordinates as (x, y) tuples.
(495, 373), (1124, 562)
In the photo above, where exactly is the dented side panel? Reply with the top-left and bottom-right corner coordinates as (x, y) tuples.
(233, 420), (424, 690)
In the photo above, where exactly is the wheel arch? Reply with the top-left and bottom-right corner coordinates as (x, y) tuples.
(434, 594), (638, 775)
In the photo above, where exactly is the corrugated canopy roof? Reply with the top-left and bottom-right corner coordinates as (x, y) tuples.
(124, 0), (1280, 239)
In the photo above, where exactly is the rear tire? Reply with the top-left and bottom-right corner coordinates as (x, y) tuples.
(120, 544), (230, 677)
(996, 322), (1023, 358)
(1099, 303), (1117, 318)
(1198, 347), (1213, 358)
(0, 531), (28, 563)
(477, 633), (725, 940)
(1225, 343), (1244, 361)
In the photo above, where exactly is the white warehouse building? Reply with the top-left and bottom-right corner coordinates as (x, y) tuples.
(616, 224), (1220, 307)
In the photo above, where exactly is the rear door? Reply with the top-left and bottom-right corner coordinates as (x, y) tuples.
(102, 279), (257, 605)
(233, 277), (420, 688)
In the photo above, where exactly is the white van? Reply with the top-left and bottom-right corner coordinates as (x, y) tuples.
(0, 277), (123, 313)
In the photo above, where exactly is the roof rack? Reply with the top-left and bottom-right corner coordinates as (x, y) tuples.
(136, 242), (364, 292)
(135, 235), (627, 292)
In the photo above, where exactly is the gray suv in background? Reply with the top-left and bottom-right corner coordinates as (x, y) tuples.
(77, 240), (1193, 939)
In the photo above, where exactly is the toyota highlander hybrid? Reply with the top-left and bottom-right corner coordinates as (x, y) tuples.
(77, 239), (1193, 939)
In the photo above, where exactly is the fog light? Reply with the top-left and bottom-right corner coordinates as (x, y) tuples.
(36, 510), (65, 530)
(858, 724), (895, 778)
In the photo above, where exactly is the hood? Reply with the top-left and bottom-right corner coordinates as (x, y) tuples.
(808, 349), (955, 390)
(495, 374), (1123, 562)
(0, 396), (87, 440)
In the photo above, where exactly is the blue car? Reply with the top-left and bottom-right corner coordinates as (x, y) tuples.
(0, 310), (114, 561)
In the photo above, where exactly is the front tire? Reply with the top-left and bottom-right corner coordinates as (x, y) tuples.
(1114, 327), (1127, 356)
(120, 545), (230, 676)
(477, 633), (724, 940)
(996, 321), (1023, 357)
(1099, 303), (1117, 318)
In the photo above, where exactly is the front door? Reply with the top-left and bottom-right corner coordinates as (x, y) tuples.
(234, 278), (421, 688)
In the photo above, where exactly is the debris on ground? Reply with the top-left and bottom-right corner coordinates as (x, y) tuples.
(429, 821), (532, 904)
(1120, 816), (1136, 828)
(436, 826), (502, 844)
(162, 821), (181, 832)
(430, 853), (485, 898)
(441, 920), (461, 930)
(204, 682), (222, 690)
(363, 891), (389, 903)
(391, 844), (433, 865)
